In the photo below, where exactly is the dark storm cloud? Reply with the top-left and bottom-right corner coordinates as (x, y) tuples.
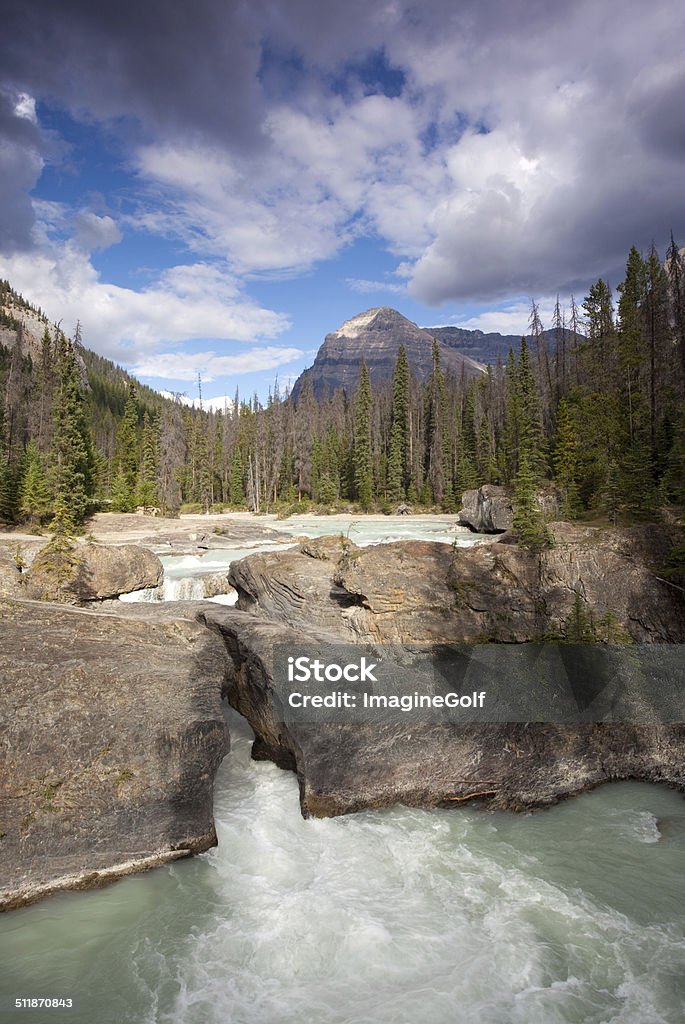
(0, 89), (44, 251)
(1, 0), (685, 303)
(0, 0), (266, 146)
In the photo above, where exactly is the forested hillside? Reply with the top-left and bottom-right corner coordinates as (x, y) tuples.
(1, 236), (684, 537)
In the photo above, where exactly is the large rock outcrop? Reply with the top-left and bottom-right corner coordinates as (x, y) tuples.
(201, 608), (685, 818)
(16, 542), (163, 603)
(0, 599), (229, 910)
(205, 524), (685, 817)
(228, 524), (685, 644)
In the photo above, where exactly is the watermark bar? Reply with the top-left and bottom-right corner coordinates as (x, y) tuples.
(273, 643), (685, 725)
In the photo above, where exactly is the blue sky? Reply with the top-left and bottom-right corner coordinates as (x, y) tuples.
(1, 0), (683, 401)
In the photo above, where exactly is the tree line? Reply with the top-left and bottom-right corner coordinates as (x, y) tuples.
(1, 237), (684, 545)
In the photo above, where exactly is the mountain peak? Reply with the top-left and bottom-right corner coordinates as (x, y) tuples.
(333, 307), (410, 340)
(292, 306), (484, 400)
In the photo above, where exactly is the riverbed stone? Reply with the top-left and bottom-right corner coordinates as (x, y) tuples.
(22, 542), (163, 603)
(0, 599), (230, 910)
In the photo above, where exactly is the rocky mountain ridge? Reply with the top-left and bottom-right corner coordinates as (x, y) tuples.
(292, 306), (486, 400)
(291, 306), (581, 400)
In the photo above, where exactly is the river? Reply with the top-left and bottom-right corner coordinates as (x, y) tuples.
(2, 518), (685, 1023)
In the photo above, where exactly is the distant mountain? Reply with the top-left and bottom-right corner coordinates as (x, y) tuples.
(292, 307), (486, 401)
(429, 324), (579, 367)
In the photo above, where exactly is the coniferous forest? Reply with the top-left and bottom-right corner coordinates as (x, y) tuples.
(1, 238), (684, 544)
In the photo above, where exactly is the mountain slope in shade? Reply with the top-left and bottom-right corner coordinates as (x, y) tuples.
(430, 324), (580, 368)
(292, 307), (486, 400)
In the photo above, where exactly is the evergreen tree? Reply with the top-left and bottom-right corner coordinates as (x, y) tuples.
(110, 466), (136, 512)
(387, 344), (410, 503)
(513, 451), (552, 550)
(583, 278), (614, 347)
(516, 337), (546, 479)
(19, 441), (49, 525)
(0, 456), (19, 524)
(31, 493), (81, 601)
(552, 398), (580, 518)
(424, 340), (449, 504)
(617, 246), (647, 446)
(136, 412), (159, 507)
(354, 361), (374, 509)
(49, 335), (94, 530)
(111, 382), (139, 509)
(229, 447), (245, 506)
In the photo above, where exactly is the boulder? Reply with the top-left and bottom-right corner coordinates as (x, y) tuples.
(229, 535), (358, 633)
(0, 545), (24, 598)
(201, 607), (685, 819)
(458, 484), (514, 532)
(458, 484), (561, 533)
(24, 542), (163, 602)
(0, 599), (230, 910)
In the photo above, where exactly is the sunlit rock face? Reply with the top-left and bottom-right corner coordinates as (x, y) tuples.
(205, 523), (685, 817)
(291, 307), (485, 400)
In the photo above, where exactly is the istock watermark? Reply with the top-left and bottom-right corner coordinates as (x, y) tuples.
(273, 643), (685, 725)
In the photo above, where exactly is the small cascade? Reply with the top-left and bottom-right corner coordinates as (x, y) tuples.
(162, 576), (206, 601)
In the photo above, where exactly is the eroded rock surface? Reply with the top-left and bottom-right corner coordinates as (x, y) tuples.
(2, 541), (163, 603)
(228, 524), (685, 644)
(0, 599), (229, 910)
(201, 608), (685, 818)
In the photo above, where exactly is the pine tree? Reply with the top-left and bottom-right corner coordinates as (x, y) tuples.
(583, 278), (614, 348)
(552, 399), (580, 519)
(617, 246), (647, 446)
(666, 232), (685, 386)
(0, 456), (18, 524)
(19, 441), (49, 525)
(110, 466), (136, 512)
(516, 337), (546, 479)
(424, 340), (449, 504)
(513, 451), (552, 550)
(229, 447), (245, 506)
(501, 348), (520, 483)
(112, 382), (139, 508)
(136, 412), (159, 507)
(354, 361), (374, 509)
(31, 493), (81, 601)
(49, 335), (95, 531)
(564, 591), (596, 642)
(387, 344), (410, 503)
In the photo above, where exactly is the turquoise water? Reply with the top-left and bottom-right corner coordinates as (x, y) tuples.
(2, 711), (685, 1024)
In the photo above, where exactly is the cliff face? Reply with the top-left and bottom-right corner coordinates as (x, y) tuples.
(291, 307), (485, 400)
(0, 600), (230, 910)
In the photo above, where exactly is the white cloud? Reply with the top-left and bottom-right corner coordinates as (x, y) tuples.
(14, 93), (37, 124)
(0, 243), (290, 364)
(133, 347), (304, 382)
(346, 277), (406, 295)
(3, 0), (685, 334)
(440, 298), (561, 337)
(73, 211), (123, 252)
